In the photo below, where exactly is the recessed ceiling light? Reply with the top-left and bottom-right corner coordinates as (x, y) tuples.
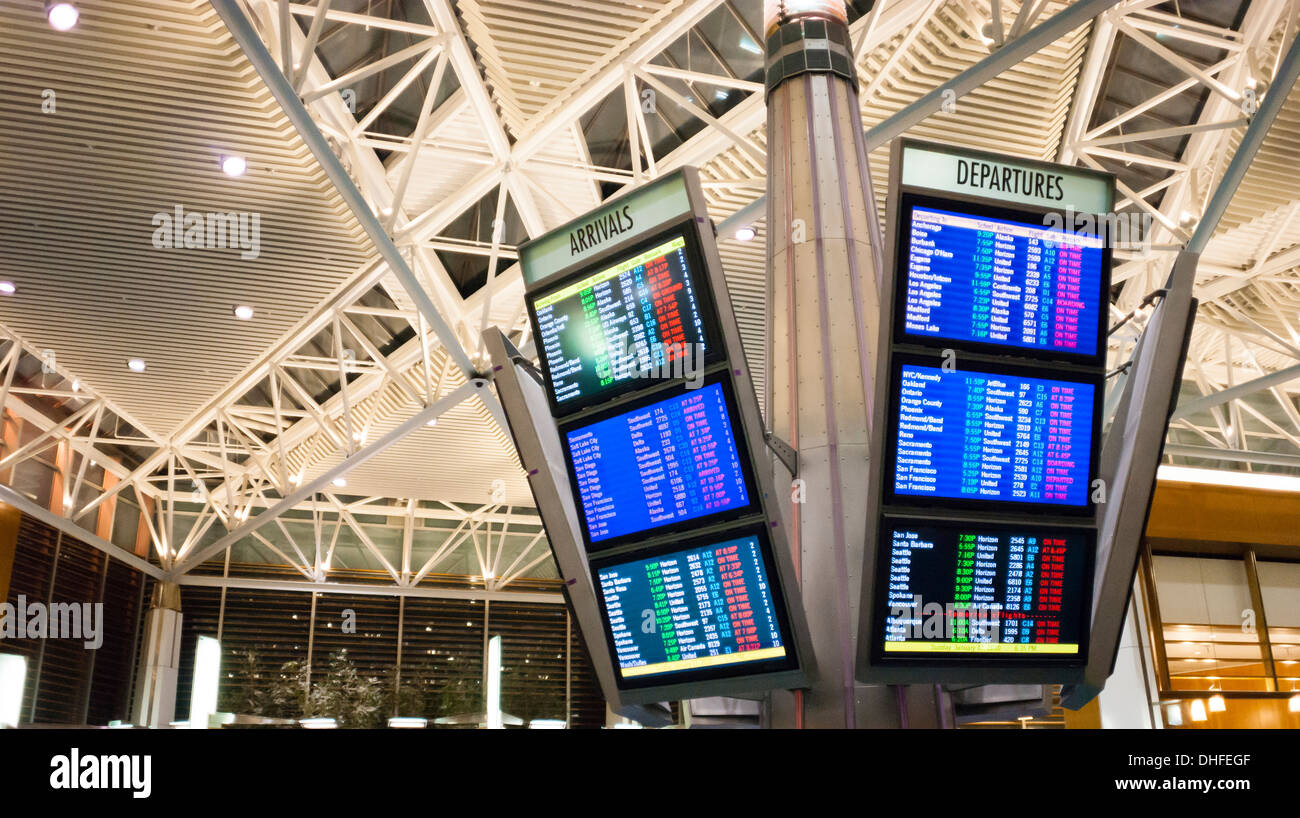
(735, 226), (757, 242)
(233, 304), (254, 320)
(0, 281), (15, 295)
(221, 155), (247, 177)
(47, 2), (78, 31)
(127, 358), (146, 372)
(332, 477), (347, 487)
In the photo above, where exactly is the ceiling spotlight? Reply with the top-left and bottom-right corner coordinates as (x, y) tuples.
(735, 225), (757, 242)
(426, 418), (439, 427)
(1189, 698), (1207, 722)
(127, 358), (146, 372)
(221, 155), (247, 177)
(0, 281), (15, 295)
(1289, 693), (1300, 713)
(1208, 692), (1226, 713)
(332, 477), (347, 487)
(47, 2), (79, 31)
(233, 304), (254, 320)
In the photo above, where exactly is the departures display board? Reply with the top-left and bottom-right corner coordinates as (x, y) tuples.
(561, 376), (756, 550)
(886, 358), (1099, 512)
(590, 528), (797, 687)
(871, 519), (1092, 665)
(515, 169), (811, 705)
(858, 140), (1114, 684)
(897, 196), (1108, 363)
(530, 230), (719, 416)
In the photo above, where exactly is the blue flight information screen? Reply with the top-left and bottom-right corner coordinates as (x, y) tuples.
(901, 205), (1105, 358)
(564, 381), (753, 546)
(594, 534), (789, 682)
(890, 363), (1096, 508)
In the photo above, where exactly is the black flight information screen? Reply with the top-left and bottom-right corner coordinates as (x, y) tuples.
(898, 200), (1107, 362)
(874, 519), (1091, 661)
(592, 531), (793, 686)
(562, 378), (755, 549)
(531, 233), (712, 413)
(887, 360), (1098, 510)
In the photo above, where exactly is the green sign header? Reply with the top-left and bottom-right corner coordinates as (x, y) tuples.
(520, 172), (692, 287)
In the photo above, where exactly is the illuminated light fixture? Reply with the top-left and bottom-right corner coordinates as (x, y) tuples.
(298, 717), (337, 729)
(1164, 703), (1183, 727)
(529, 719), (566, 729)
(220, 155), (247, 177)
(189, 636), (221, 730)
(47, 2), (78, 31)
(387, 717), (427, 729)
(1208, 692), (1227, 713)
(1158, 465), (1300, 494)
(764, 0), (848, 34)
(1289, 693), (1300, 713)
(289, 473), (302, 485)
(426, 417), (438, 427)
(127, 358), (146, 372)
(0, 654), (27, 728)
(1189, 699), (1208, 722)
(332, 477), (347, 487)
(232, 305), (254, 320)
(0, 281), (15, 295)
(71, 379), (79, 392)
(1180, 210), (1196, 224)
(486, 636), (502, 730)
(735, 225), (757, 242)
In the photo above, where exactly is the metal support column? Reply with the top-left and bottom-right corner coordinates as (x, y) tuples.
(762, 2), (939, 728)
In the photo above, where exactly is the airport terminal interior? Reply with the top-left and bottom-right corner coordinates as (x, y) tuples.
(1, 0), (1300, 732)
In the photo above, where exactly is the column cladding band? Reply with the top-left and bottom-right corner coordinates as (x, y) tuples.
(764, 17), (858, 93)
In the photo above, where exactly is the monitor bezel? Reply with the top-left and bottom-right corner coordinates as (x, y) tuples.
(891, 191), (1112, 367)
(527, 222), (726, 418)
(868, 515), (1094, 669)
(882, 351), (1104, 516)
(588, 522), (801, 691)
(558, 371), (762, 553)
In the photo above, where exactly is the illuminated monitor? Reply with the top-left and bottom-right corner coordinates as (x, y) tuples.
(885, 356), (1100, 513)
(529, 230), (720, 416)
(871, 518), (1092, 665)
(894, 194), (1110, 364)
(590, 527), (797, 688)
(561, 375), (757, 551)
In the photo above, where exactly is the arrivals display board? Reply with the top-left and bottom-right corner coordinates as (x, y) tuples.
(858, 140), (1114, 684)
(529, 230), (720, 415)
(590, 527), (797, 688)
(510, 169), (813, 706)
(870, 518), (1092, 665)
(561, 377), (757, 550)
